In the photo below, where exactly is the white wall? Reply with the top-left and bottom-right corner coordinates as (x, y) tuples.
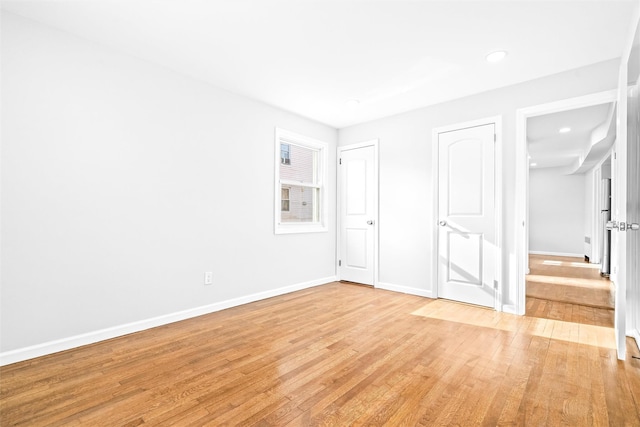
(0, 13), (337, 357)
(529, 168), (585, 256)
(339, 59), (619, 308)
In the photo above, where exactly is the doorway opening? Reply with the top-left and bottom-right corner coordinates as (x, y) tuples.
(525, 98), (617, 324)
(515, 89), (618, 316)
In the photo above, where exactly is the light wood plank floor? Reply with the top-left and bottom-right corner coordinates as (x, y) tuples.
(2, 281), (639, 425)
(526, 254), (614, 310)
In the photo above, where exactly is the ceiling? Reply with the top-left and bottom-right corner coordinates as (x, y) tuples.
(1, 0), (636, 128)
(527, 102), (615, 171)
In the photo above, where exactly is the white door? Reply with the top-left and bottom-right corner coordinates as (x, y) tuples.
(437, 123), (496, 308)
(611, 45), (640, 360)
(611, 32), (640, 358)
(627, 74), (640, 352)
(611, 119), (628, 359)
(338, 143), (377, 285)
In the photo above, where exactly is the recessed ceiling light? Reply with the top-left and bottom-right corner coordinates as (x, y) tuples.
(559, 127), (571, 133)
(530, 163), (537, 167)
(485, 50), (507, 63)
(345, 99), (360, 108)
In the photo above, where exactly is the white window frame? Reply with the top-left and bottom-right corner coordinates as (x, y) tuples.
(274, 128), (328, 234)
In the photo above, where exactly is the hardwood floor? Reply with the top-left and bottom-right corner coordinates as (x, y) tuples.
(2, 280), (639, 426)
(526, 254), (614, 310)
(526, 254), (615, 332)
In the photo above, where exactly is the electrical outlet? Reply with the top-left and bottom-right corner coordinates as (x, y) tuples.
(204, 272), (213, 285)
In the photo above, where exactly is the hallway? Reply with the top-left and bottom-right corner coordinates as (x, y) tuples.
(526, 254), (614, 327)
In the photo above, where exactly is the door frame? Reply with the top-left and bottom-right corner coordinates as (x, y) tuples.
(432, 116), (503, 310)
(337, 140), (380, 286)
(590, 163), (602, 265)
(514, 89), (618, 315)
(589, 154), (611, 265)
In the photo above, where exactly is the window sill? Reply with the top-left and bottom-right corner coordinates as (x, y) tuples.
(275, 223), (328, 235)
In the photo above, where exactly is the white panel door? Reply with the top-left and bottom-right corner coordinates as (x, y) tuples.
(611, 62), (640, 358)
(339, 144), (376, 285)
(611, 114), (628, 359)
(438, 124), (496, 307)
(627, 78), (640, 351)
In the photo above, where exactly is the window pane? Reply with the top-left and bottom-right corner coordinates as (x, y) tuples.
(280, 184), (319, 223)
(281, 144), (290, 165)
(279, 144), (318, 183)
(281, 187), (290, 212)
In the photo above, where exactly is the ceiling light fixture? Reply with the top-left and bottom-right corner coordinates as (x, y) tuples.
(530, 163), (537, 167)
(345, 99), (360, 108)
(559, 127), (571, 133)
(485, 50), (507, 63)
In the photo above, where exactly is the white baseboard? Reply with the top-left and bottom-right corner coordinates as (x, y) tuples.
(0, 276), (336, 367)
(529, 251), (584, 258)
(502, 304), (521, 315)
(376, 282), (434, 298)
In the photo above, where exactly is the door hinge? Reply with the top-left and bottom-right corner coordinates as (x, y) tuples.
(494, 280), (498, 289)
(338, 260), (342, 266)
(339, 158), (342, 165)
(494, 134), (496, 143)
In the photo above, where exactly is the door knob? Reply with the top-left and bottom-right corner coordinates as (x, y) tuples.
(367, 220), (375, 225)
(439, 220), (447, 226)
(609, 221), (640, 231)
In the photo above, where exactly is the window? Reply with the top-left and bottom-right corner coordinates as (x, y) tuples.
(281, 188), (290, 211)
(281, 144), (291, 165)
(275, 128), (328, 234)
